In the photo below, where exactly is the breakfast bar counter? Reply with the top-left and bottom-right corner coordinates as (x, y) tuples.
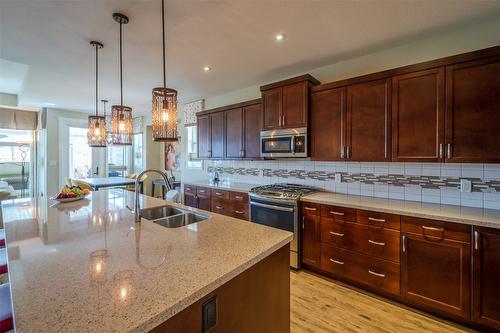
(2, 189), (292, 332)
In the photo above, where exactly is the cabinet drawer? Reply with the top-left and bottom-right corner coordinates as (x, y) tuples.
(357, 210), (401, 230)
(230, 191), (248, 203)
(402, 216), (470, 243)
(231, 203), (249, 220)
(197, 187), (211, 197)
(321, 245), (400, 296)
(212, 189), (230, 200)
(184, 185), (196, 194)
(211, 202), (228, 215)
(321, 205), (356, 221)
(302, 202), (320, 216)
(320, 218), (350, 249)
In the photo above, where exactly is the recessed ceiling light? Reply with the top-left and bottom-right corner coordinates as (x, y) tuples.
(203, 66), (211, 72)
(275, 34), (284, 41)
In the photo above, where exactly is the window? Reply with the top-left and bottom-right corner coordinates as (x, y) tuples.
(186, 126), (202, 169)
(68, 127), (92, 179)
(107, 145), (130, 177)
(133, 133), (143, 173)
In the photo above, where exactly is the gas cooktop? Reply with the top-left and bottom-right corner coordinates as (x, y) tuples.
(249, 183), (319, 201)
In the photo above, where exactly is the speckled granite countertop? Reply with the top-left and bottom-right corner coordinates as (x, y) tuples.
(301, 192), (500, 229)
(3, 189), (292, 333)
(183, 179), (255, 193)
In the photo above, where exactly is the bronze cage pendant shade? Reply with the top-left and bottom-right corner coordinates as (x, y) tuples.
(87, 41), (107, 147)
(110, 13), (133, 146)
(151, 0), (178, 142)
(152, 87), (178, 141)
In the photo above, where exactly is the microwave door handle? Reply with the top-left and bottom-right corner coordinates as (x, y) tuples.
(291, 136), (295, 154)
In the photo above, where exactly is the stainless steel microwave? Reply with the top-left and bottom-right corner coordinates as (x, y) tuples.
(260, 128), (307, 158)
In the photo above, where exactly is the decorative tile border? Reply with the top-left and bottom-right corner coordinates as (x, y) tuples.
(207, 166), (500, 192)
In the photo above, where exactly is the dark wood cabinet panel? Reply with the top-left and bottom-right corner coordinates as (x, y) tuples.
(282, 81), (308, 128)
(401, 232), (470, 319)
(262, 88), (282, 130)
(197, 114), (211, 159)
(243, 103), (262, 159)
(310, 88), (345, 161)
(225, 108), (243, 159)
(392, 68), (445, 162)
(210, 112), (225, 159)
(302, 211), (321, 267)
(445, 56), (500, 163)
(356, 210), (400, 230)
(183, 192), (198, 208)
(472, 227), (500, 330)
(346, 78), (391, 161)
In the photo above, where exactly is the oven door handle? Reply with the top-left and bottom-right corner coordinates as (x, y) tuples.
(250, 201), (295, 212)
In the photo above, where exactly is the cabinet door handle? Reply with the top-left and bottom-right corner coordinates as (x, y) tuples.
(422, 226), (444, 232)
(330, 211), (345, 216)
(447, 143), (452, 159)
(282, 115), (285, 127)
(329, 231), (344, 237)
(368, 270), (386, 278)
(234, 210), (244, 214)
(438, 143), (443, 159)
(368, 239), (385, 246)
(402, 235), (406, 252)
(215, 205), (223, 210)
(304, 207), (317, 211)
(198, 190), (206, 193)
(368, 217), (385, 223)
(302, 216), (305, 229)
(346, 146), (351, 159)
(215, 192), (224, 196)
(340, 146), (345, 159)
(234, 196), (243, 200)
(474, 230), (479, 251)
(329, 258), (344, 265)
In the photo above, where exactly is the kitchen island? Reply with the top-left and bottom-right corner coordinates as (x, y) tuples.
(2, 189), (292, 332)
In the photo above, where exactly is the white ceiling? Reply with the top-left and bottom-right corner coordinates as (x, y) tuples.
(1, 0), (500, 115)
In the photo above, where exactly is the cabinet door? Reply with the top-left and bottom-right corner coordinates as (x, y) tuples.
(445, 56), (500, 162)
(197, 114), (211, 158)
(301, 213), (321, 267)
(184, 192), (198, 208)
(346, 79), (391, 161)
(262, 87), (282, 130)
(310, 88), (346, 161)
(282, 81), (308, 128)
(472, 227), (500, 330)
(243, 103), (262, 159)
(197, 195), (211, 211)
(392, 68), (445, 162)
(225, 108), (243, 159)
(210, 112), (225, 159)
(401, 232), (470, 319)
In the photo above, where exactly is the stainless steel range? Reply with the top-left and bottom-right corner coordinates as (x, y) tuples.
(249, 183), (319, 269)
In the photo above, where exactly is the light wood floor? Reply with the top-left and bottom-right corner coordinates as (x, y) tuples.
(290, 270), (474, 333)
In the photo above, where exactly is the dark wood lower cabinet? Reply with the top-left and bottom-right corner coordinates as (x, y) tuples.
(183, 192), (198, 208)
(472, 227), (500, 331)
(401, 232), (470, 320)
(301, 206), (321, 267)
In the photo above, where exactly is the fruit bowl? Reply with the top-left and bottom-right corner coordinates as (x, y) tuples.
(50, 186), (91, 203)
(50, 195), (89, 203)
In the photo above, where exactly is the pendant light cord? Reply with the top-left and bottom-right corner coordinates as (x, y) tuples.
(120, 20), (123, 107)
(162, 0), (166, 89)
(95, 43), (99, 117)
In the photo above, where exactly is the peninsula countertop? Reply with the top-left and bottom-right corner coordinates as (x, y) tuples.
(3, 189), (292, 333)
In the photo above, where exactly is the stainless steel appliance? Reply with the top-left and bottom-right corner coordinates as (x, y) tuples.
(260, 127), (307, 158)
(249, 183), (318, 269)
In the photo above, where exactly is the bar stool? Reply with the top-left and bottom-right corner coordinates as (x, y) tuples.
(0, 230), (4, 248)
(0, 283), (13, 332)
(0, 249), (6, 275)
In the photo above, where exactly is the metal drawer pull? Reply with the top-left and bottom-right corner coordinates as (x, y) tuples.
(474, 230), (479, 251)
(422, 226), (444, 232)
(329, 231), (344, 237)
(368, 217), (385, 223)
(329, 259), (344, 265)
(368, 270), (386, 278)
(215, 206), (223, 210)
(234, 196), (243, 200)
(235, 210), (244, 214)
(330, 211), (345, 216)
(198, 190), (206, 193)
(304, 207), (317, 211)
(215, 192), (224, 196)
(368, 240), (385, 246)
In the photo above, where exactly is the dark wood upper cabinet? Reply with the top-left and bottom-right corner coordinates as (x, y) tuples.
(197, 114), (211, 159)
(210, 112), (225, 159)
(225, 107), (243, 159)
(392, 68), (445, 162)
(243, 103), (262, 158)
(346, 78), (391, 162)
(262, 88), (282, 130)
(310, 87), (346, 161)
(401, 231), (470, 319)
(261, 74), (319, 131)
(472, 227), (500, 330)
(445, 56), (500, 163)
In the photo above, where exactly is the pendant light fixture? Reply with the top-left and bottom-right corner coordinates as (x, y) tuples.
(110, 13), (133, 146)
(151, 0), (178, 142)
(87, 41), (106, 147)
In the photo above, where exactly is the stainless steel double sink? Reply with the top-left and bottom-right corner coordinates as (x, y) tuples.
(140, 205), (209, 228)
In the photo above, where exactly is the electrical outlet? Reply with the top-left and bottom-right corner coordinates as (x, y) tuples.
(460, 179), (472, 193)
(334, 173), (342, 183)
